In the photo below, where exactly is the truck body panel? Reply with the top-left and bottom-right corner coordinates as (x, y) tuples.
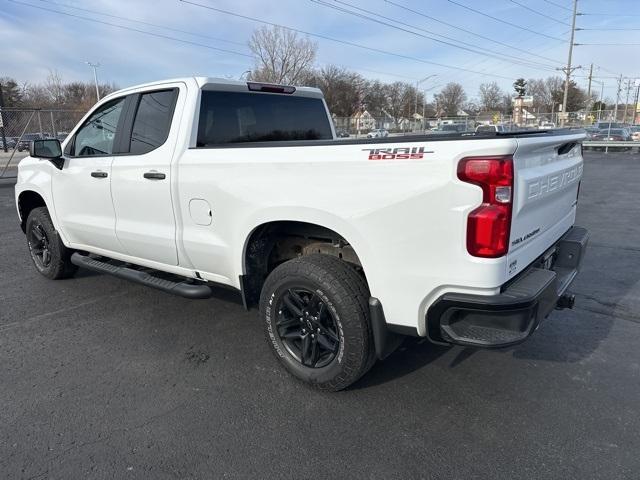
(15, 77), (587, 337)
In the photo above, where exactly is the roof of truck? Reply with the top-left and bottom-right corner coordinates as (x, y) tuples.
(103, 76), (324, 100)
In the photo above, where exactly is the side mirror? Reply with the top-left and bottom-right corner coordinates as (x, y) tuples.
(31, 139), (64, 169)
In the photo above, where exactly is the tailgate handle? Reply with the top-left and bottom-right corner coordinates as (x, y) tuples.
(557, 142), (577, 155)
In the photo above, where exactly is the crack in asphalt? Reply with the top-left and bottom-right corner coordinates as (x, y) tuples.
(0, 291), (129, 332)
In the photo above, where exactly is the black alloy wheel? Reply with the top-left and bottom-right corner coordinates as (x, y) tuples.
(276, 287), (341, 368)
(28, 222), (52, 269)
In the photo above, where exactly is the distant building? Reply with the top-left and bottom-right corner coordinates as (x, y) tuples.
(350, 110), (376, 131)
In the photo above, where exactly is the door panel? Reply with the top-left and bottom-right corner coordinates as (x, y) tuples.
(52, 156), (120, 251)
(111, 87), (182, 265)
(53, 96), (127, 252)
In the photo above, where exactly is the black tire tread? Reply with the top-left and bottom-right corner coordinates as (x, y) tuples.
(27, 207), (77, 280)
(260, 254), (375, 391)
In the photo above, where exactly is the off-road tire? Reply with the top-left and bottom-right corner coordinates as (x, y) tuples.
(25, 207), (77, 280)
(260, 254), (376, 391)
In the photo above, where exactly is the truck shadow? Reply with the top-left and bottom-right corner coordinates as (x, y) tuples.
(351, 303), (616, 390)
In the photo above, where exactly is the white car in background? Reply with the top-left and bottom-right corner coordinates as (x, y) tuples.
(539, 122), (556, 130)
(367, 128), (389, 138)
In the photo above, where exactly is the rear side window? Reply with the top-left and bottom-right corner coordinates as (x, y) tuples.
(129, 89), (177, 155)
(197, 91), (332, 146)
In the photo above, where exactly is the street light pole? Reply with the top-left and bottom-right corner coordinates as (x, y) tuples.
(85, 62), (101, 101)
(415, 75), (437, 131)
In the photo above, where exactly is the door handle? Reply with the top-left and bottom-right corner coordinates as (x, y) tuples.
(143, 171), (166, 180)
(91, 170), (108, 178)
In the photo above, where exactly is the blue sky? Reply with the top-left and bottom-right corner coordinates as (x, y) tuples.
(1, 0), (638, 102)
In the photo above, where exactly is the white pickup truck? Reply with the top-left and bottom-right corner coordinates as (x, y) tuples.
(15, 77), (588, 391)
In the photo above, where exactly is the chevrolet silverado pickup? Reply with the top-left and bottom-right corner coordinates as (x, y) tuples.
(15, 77), (588, 391)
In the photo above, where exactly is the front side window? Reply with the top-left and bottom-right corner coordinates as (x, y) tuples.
(197, 91), (333, 146)
(72, 97), (125, 156)
(129, 89), (177, 155)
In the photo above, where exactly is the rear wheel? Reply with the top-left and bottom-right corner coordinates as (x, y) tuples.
(26, 207), (77, 280)
(260, 254), (375, 391)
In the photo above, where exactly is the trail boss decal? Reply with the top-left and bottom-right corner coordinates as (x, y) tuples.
(363, 146), (433, 160)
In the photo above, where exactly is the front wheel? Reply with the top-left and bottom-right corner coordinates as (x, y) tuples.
(26, 207), (77, 280)
(260, 254), (375, 391)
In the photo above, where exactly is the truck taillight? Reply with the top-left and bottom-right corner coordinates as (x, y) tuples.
(458, 156), (514, 258)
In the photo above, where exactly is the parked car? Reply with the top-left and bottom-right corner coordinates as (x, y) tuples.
(539, 122), (556, 130)
(592, 128), (631, 142)
(629, 126), (640, 141)
(336, 129), (350, 138)
(429, 124), (468, 135)
(594, 121), (623, 130)
(584, 127), (600, 140)
(366, 128), (389, 138)
(16, 77), (589, 391)
(475, 124), (507, 134)
(17, 133), (48, 152)
(591, 128), (633, 151)
(1, 137), (17, 150)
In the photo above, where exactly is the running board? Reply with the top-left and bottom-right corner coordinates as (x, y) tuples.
(70, 253), (212, 299)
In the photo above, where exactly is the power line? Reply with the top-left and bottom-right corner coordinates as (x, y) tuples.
(8, 0), (253, 58)
(178, 0), (519, 80)
(384, 0), (562, 66)
(576, 43), (640, 46)
(541, 0), (573, 12)
(312, 0), (558, 71)
(580, 12), (640, 17)
(38, 0), (246, 47)
(509, 0), (571, 26)
(446, 0), (565, 41)
(577, 28), (640, 31)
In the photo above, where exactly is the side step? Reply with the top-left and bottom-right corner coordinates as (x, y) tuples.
(70, 253), (212, 299)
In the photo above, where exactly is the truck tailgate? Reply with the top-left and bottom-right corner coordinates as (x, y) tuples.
(507, 132), (585, 278)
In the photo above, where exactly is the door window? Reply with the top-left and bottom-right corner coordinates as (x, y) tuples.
(129, 90), (177, 155)
(71, 98), (125, 156)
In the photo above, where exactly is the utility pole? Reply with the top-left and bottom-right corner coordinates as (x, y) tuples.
(85, 62), (101, 101)
(622, 79), (632, 124)
(613, 74), (622, 123)
(0, 82), (7, 153)
(633, 80), (640, 124)
(560, 0), (579, 126)
(414, 75), (437, 131)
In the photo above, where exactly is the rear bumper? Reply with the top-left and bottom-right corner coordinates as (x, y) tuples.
(426, 226), (589, 348)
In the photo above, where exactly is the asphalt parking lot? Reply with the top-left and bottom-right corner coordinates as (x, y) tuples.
(1, 151), (639, 479)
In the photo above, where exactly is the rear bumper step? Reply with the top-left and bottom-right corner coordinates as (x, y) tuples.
(70, 253), (212, 300)
(426, 226), (589, 348)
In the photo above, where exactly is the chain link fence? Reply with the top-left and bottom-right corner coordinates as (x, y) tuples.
(333, 109), (638, 137)
(0, 108), (85, 178)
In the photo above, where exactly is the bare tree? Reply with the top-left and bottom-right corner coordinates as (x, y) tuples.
(527, 78), (550, 111)
(248, 26), (317, 85)
(309, 65), (365, 117)
(45, 69), (65, 105)
(434, 83), (467, 116)
(478, 81), (503, 112)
